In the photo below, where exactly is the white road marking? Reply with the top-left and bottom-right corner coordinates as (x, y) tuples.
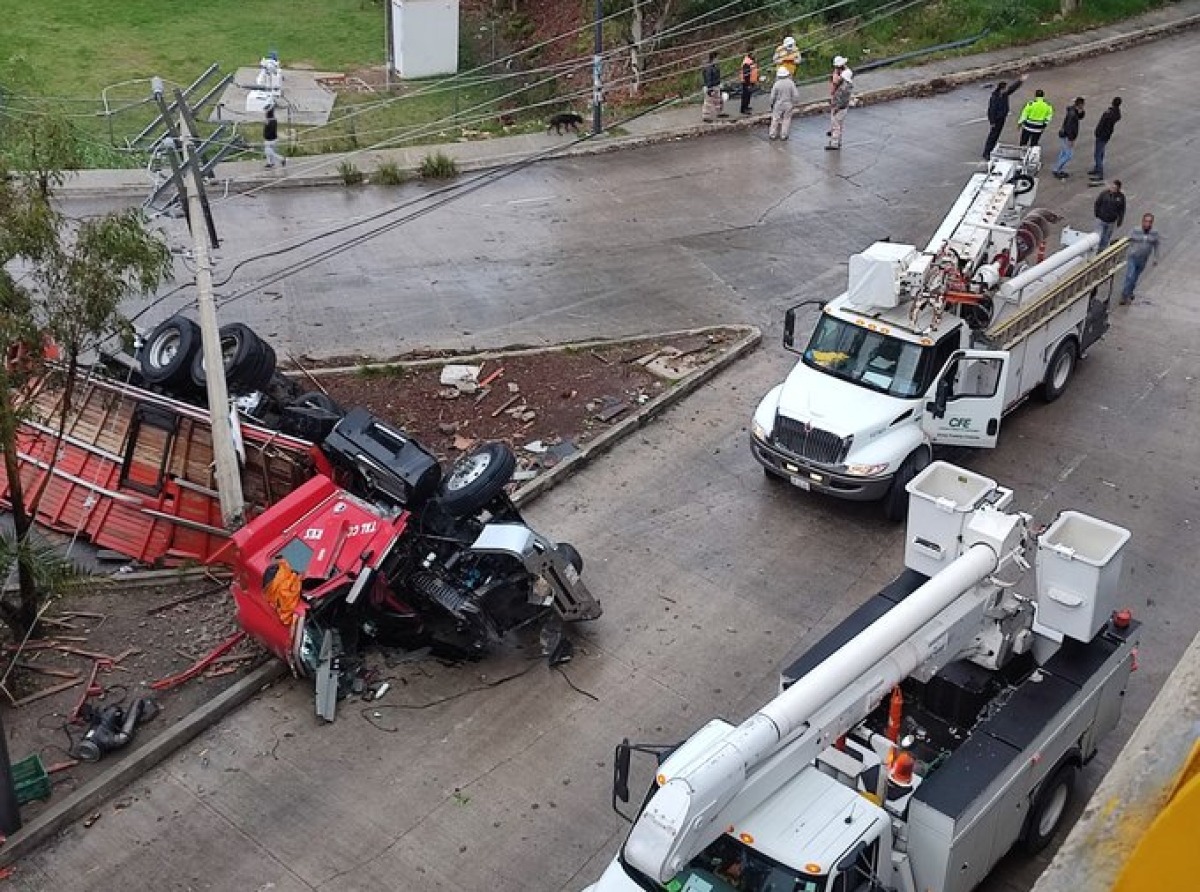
(507, 196), (554, 205)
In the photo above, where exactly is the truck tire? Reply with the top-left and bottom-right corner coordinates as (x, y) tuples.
(1022, 762), (1077, 853)
(439, 443), (516, 516)
(191, 323), (274, 394)
(1040, 339), (1078, 403)
(883, 448), (930, 522)
(140, 316), (200, 386)
(292, 391), (344, 417)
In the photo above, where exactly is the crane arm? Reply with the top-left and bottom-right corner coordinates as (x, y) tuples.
(625, 542), (1001, 883)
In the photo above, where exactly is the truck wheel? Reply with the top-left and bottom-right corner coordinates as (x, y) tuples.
(439, 443), (517, 516)
(141, 316), (200, 386)
(293, 391), (344, 417)
(1023, 763), (1077, 853)
(883, 448), (930, 522)
(1041, 339), (1078, 403)
(191, 323), (274, 394)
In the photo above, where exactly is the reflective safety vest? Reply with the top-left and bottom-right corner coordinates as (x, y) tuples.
(1018, 97), (1054, 131)
(742, 54), (759, 84)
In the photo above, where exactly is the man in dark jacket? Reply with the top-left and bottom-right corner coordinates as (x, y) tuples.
(1088, 97), (1122, 183)
(1052, 96), (1085, 179)
(982, 73), (1026, 159)
(701, 51), (725, 122)
(1093, 179), (1126, 250)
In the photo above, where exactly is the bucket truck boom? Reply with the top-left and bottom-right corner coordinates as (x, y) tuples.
(590, 462), (1138, 892)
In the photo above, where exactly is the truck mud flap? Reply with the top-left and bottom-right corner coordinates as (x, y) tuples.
(470, 524), (602, 622)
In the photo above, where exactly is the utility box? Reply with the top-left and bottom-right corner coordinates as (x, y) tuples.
(390, 0), (460, 79)
(1036, 511), (1130, 642)
(905, 462), (998, 576)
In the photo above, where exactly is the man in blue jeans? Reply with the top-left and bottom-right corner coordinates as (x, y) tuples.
(1121, 213), (1161, 305)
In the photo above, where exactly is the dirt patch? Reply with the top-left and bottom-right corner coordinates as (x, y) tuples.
(309, 330), (741, 480)
(0, 577), (264, 820)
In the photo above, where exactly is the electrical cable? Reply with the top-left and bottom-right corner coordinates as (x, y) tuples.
(131, 0), (928, 324)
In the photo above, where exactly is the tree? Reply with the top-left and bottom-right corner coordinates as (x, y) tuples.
(0, 110), (172, 638)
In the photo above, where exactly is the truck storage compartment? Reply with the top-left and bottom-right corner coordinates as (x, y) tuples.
(1035, 511), (1130, 642)
(904, 462), (998, 576)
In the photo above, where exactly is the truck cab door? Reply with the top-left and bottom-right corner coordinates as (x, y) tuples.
(921, 350), (1009, 448)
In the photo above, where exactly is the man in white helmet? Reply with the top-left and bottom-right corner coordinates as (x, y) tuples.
(768, 66), (801, 140)
(773, 36), (801, 78)
(827, 55), (854, 150)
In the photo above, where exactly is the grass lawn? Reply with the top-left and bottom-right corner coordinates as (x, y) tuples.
(1, 0), (383, 100)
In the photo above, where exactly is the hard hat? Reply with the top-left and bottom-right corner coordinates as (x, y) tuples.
(776, 67), (791, 78)
(833, 55), (848, 67)
(783, 36), (797, 50)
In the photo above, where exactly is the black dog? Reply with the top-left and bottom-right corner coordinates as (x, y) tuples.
(547, 112), (584, 135)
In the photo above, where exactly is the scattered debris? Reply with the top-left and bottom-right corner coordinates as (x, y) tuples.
(83, 813), (102, 828)
(437, 387), (461, 400)
(439, 364), (482, 387)
(452, 434), (477, 452)
(150, 631), (247, 692)
(479, 367), (505, 387)
(589, 350), (612, 365)
(594, 398), (629, 423)
(523, 440), (548, 454)
(507, 381), (521, 394)
(13, 678), (83, 708)
(491, 394), (523, 417)
(438, 421), (460, 435)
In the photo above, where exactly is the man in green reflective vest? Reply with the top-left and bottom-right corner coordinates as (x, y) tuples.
(1017, 89), (1054, 146)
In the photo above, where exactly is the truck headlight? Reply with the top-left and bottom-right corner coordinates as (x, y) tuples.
(844, 462), (890, 477)
(752, 420), (769, 442)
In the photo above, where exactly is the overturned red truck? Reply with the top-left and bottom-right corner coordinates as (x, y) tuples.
(225, 408), (601, 712)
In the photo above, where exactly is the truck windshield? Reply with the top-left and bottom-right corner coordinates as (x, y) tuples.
(664, 834), (825, 892)
(803, 314), (931, 398)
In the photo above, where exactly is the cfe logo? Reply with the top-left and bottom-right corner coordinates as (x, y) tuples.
(948, 417), (974, 429)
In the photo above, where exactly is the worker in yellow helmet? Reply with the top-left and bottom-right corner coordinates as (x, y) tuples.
(1017, 89), (1054, 146)
(772, 36), (801, 78)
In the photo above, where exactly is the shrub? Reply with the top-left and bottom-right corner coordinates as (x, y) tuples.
(374, 160), (408, 185)
(338, 160), (365, 185)
(419, 151), (458, 179)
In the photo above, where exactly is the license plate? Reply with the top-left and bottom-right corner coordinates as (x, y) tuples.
(789, 475), (811, 491)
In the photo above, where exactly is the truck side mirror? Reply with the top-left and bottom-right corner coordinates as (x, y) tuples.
(783, 308), (798, 351)
(927, 374), (952, 419)
(783, 300), (826, 355)
(614, 739), (632, 804)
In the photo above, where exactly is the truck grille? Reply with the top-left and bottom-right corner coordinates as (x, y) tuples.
(772, 415), (850, 465)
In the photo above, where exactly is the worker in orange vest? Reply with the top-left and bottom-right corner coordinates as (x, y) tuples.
(740, 44), (759, 115)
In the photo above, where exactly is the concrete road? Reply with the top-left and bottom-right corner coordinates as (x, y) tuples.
(25, 32), (1200, 892)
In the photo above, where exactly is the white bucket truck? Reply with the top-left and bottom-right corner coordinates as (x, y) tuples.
(750, 146), (1128, 518)
(586, 462), (1137, 892)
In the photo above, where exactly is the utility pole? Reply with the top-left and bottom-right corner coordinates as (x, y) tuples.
(151, 78), (246, 529)
(592, 0), (603, 135)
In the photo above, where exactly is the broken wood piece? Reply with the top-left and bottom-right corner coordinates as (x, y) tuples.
(45, 759), (80, 774)
(47, 635), (89, 643)
(589, 350), (613, 365)
(39, 617), (78, 630)
(54, 646), (116, 662)
(147, 586), (221, 614)
(151, 631), (247, 692)
(595, 401), (630, 423)
(491, 394), (522, 418)
(55, 611), (106, 620)
(210, 653), (256, 667)
(204, 666), (239, 679)
(112, 648), (140, 664)
(14, 663), (81, 680)
(13, 678), (82, 707)
(479, 367), (505, 387)
(3, 641), (58, 653)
